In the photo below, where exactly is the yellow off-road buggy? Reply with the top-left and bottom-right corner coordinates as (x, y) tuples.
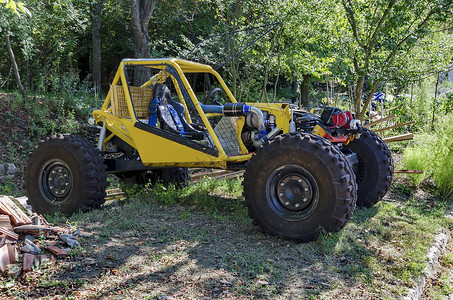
(25, 58), (393, 242)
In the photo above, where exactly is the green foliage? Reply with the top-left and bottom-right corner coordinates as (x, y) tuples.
(403, 113), (453, 195)
(1, 0), (31, 17)
(0, 178), (22, 197)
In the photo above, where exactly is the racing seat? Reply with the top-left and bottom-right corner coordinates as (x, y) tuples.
(149, 83), (205, 140)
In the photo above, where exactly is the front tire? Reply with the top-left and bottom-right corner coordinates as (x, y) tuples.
(243, 133), (357, 242)
(343, 128), (393, 207)
(25, 135), (108, 215)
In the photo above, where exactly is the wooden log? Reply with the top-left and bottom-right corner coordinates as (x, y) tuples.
(382, 133), (414, 143)
(373, 120), (416, 133)
(13, 224), (66, 235)
(363, 114), (396, 128)
(394, 170), (424, 174)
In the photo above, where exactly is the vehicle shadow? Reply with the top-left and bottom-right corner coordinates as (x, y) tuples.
(23, 194), (382, 298)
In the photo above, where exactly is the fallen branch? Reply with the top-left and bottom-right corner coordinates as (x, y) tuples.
(394, 170), (424, 174)
(382, 133), (414, 143)
(363, 114), (396, 128)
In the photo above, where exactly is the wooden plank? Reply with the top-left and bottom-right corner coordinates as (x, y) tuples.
(190, 169), (229, 180)
(363, 114), (396, 128)
(382, 104), (403, 114)
(373, 120), (417, 133)
(104, 195), (126, 201)
(214, 170), (245, 180)
(0, 227), (19, 241)
(0, 196), (32, 225)
(394, 169), (424, 174)
(0, 215), (13, 230)
(382, 133), (414, 143)
(106, 188), (123, 194)
(105, 192), (125, 198)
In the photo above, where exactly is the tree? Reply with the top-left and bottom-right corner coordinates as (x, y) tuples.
(340, 0), (453, 118)
(1, 0), (31, 99)
(89, 0), (102, 95)
(131, 0), (156, 59)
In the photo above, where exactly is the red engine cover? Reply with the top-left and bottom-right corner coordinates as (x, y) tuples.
(332, 111), (352, 128)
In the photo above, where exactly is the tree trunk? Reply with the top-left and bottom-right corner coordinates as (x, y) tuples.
(131, 0), (157, 59)
(90, 0), (102, 95)
(432, 72), (440, 128)
(260, 61), (269, 103)
(5, 32), (27, 99)
(273, 44), (281, 103)
(291, 81), (297, 104)
(325, 75), (329, 106)
(358, 80), (379, 119)
(300, 74), (310, 108)
(353, 75), (365, 115)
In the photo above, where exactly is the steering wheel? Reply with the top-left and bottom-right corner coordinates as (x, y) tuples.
(204, 88), (223, 105)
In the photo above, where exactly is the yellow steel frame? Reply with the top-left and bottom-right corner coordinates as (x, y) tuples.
(92, 58), (291, 169)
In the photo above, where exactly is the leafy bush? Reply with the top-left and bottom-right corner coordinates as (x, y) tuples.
(403, 113), (453, 195)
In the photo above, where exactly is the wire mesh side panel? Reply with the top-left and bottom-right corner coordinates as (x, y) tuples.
(111, 85), (153, 119)
(213, 117), (240, 156)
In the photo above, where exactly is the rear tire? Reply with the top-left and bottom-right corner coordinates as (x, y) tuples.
(343, 128), (393, 207)
(243, 133), (357, 242)
(25, 135), (108, 215)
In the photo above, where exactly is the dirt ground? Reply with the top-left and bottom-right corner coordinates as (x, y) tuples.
(1, 178), (451, 300)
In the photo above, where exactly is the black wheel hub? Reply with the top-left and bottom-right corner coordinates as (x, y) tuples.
(276, 174), (313, 211)
(40, 160), (73, 204)
(266, 165), (319, 221)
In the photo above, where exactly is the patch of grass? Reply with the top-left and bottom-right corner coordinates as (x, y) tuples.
(403, 113), (453, 195)
(148, 177), (247, 221)
(428, 273), (453, 300)
(441, 252), (453, 266)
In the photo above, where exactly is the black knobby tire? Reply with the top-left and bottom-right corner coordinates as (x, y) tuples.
(243, 133), (357, 242)
(162, 167), (190, 188)
(343, 128), (394, 207)
(25, 135), (108, 215)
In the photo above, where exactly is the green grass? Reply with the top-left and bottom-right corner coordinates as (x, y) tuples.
(403, 113), (453, 195)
